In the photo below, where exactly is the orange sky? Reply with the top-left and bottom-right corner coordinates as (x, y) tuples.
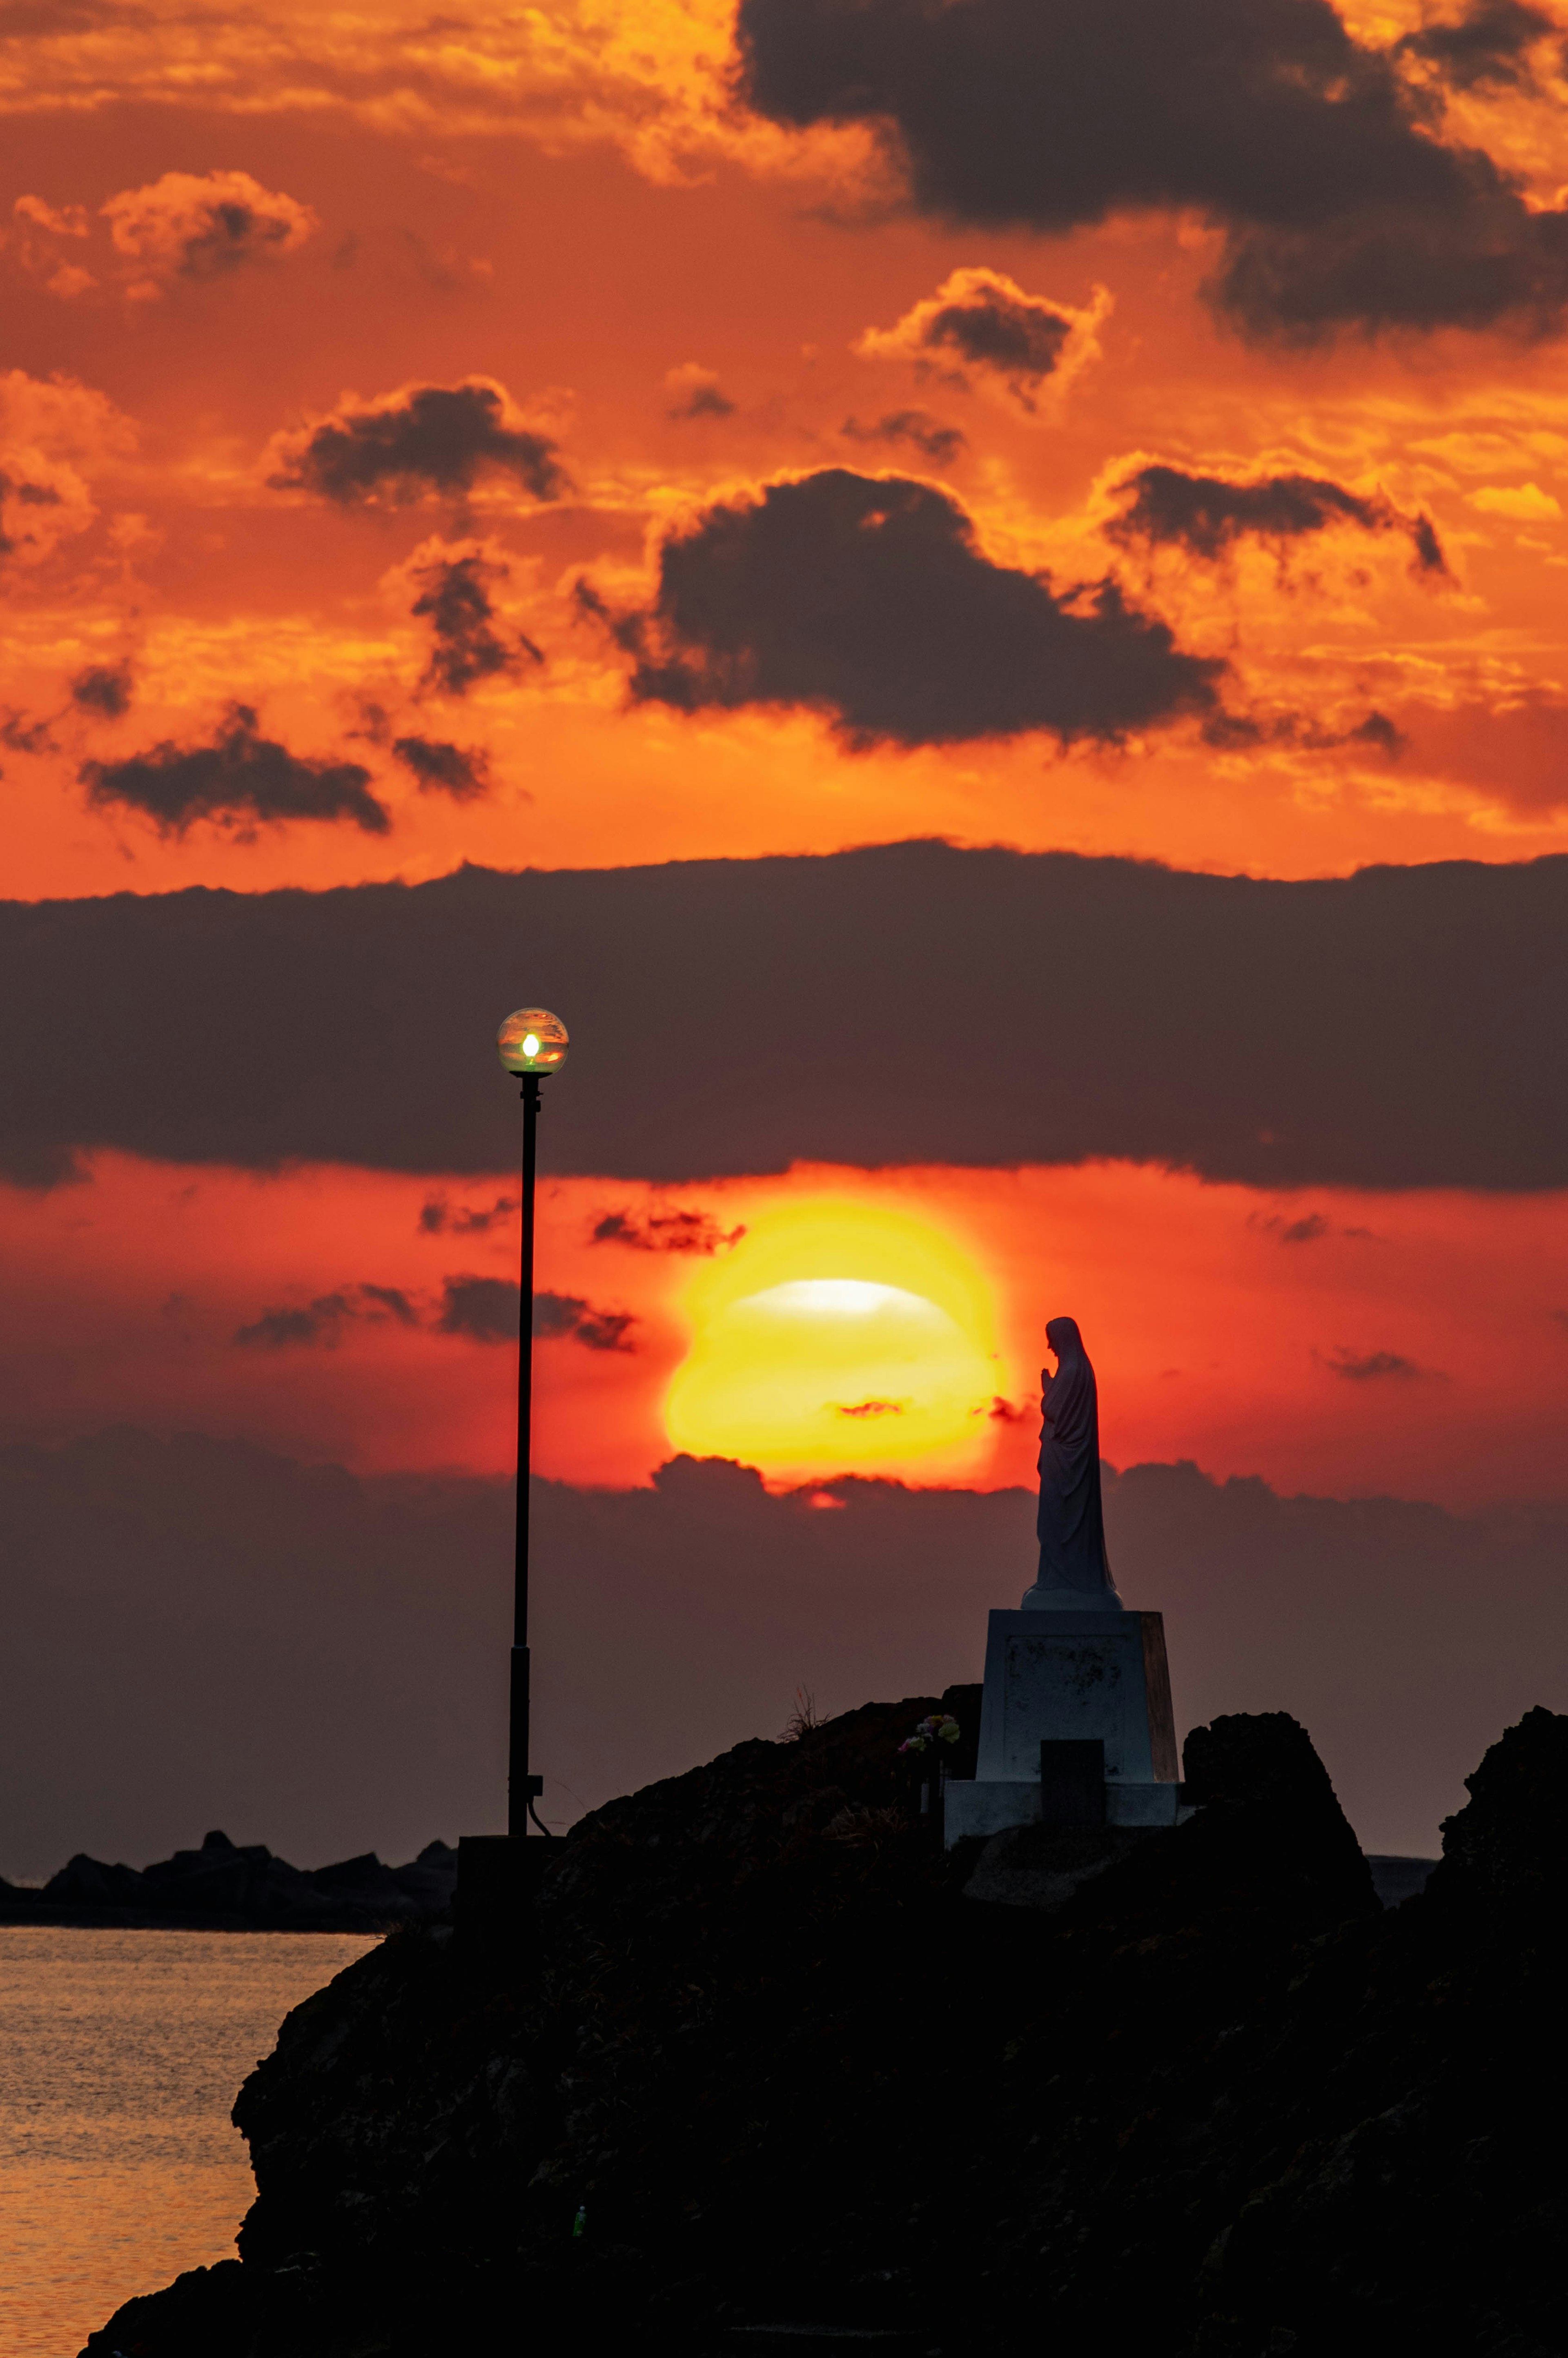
(6, 13), (1568, 897)
(2, 0), (1567, 1514)
(1, 1153), (1562, 1508)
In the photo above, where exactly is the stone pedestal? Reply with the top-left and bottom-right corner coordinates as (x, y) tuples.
(945, 1608), (1180, 1847)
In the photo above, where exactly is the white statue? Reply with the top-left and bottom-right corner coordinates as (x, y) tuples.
(1022, 1316), (1123, 1612)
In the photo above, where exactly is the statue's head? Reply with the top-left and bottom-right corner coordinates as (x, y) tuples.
(1045, 1315), (1084, 1360)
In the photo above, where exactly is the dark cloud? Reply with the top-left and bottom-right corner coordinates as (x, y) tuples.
(835, 1397), (906, 1418)
(103, 169), (316, 283)
(1322, 1347), (1434, 1381)
(234, 1293), (355, 1350)
(5, 1432), (1568, 1875)
(419, 1194), (517, 1236)
(1199, 708), (1406, 756)
(535, 1291), (637, 1352)
(435, 1278), (633, 1350)
(234, 1284), (416, 1348)
(81, 704), (388, 836)
(591, 1206), (746, 1254)
(587, 468), (1221, 747)
(736, 0), (1568, 341)
(392, 735), (491, 799)
(858, 268), (1100, 410)
(411, 550), (540, 698)
(0, 708), (53, 755)
(1281, 1214), (1330, 1244)
(1410, 514), (1447, 574)
(268, 379), (568, 507)
(1, 842), (1565, 1191)
(437, 1274), (519, 1343)
(0, 470), (61, 561)
(69, 661), (134, 719)
(920, 285), (1068, 379)
(1397, 0), (1553, 90)
(840, 410), (966, 464)
(665, 366), (736, 421)
(360, 1284), (419, 1325)
(1108, 463), (1449, 574)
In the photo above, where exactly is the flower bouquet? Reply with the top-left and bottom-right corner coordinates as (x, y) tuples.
(898, 1713), (962, 1756)
(899, 1714), (961, 1836)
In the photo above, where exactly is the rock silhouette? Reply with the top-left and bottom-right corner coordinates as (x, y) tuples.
(0, 1827), (455, 1932)
(81, 1701), (1567, 2355)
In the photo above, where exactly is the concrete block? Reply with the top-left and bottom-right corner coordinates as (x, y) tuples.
(976, 1609), (1178, 1783)
(944, 1779), (1041, 1843)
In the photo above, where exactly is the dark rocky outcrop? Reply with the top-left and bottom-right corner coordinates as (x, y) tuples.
(0, 1828), (455, 1932)
(82, 1701), (1568, 2356)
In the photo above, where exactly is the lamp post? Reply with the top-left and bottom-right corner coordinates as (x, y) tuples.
(495, 1005), (569, 1840)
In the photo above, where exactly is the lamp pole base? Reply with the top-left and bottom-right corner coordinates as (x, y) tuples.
(455, 1832), (553, 1962)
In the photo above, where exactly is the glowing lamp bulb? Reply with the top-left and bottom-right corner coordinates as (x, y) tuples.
(497, 1006), (569, 1076)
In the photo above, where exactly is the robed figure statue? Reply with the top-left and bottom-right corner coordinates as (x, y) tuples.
(1023, 1316), (1123, 1611)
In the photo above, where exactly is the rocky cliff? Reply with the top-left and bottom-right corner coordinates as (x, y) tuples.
(84, 1697), (1568, 2356)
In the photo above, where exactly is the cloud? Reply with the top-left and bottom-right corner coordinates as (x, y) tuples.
(5, 1430), (1568, 1873)
(419, 1194), (517, 1236)
(1468, 482), (1562, 522)
(1106, 462), (1449, 575)
(436, 1274), (518, 1343)
(0, 374), (131, 564)
(535, 1291), (637, 1352)
(736, 0), (1568, 342)
(234, 1284), (416, 1349)
(435, 1276), (633, 1351)
(2, 843), (1565, 1192)
(13, 194), (89, 238)
(1321, 1347), (1435, 1382)
(839, 410), (966, 464)
(1200, 708), (1405, 757)
(585, 468), (1221, 748)
(69, 660), (133, 718)
(267, 377), (568, 507)
(0, 709), (53, 755)
(391, 735), (492, 799)
(1396, 0), (1554, 91)
(407, 543), (541, 698)
(80, 704), (388, 837)
(664, 364), (735, 421)
(591, 1206), (746, 1254)
(101, 170), (316, 292)
(856, 268), (1108, 413)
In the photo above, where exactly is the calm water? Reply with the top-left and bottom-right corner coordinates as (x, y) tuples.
(0, 1928), (374, 2358)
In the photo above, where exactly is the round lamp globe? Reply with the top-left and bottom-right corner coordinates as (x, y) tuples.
(497, 1006), (569, 1076)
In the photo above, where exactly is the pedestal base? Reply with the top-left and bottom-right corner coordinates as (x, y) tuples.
(948, 1608), (1183, 1848)
(944, 1777), (1189, 1846)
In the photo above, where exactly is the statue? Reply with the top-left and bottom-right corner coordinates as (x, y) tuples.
(1022, 1316), (1123, 1612)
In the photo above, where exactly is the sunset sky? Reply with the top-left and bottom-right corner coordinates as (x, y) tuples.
(3, 0), (1568, 1857)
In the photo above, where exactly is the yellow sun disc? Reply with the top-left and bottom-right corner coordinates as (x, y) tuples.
(663, 1196), (1005, 1477)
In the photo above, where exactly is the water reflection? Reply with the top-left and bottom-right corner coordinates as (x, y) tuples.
(0, 1928), (374, 2358)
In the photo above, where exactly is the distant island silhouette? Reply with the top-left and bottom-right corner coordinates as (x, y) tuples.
(0, 1828), (454, 1933)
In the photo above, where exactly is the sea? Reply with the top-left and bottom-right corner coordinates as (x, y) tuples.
(0, 1927), (375, 2358)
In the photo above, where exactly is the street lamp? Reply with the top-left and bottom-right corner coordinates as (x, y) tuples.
(496, 1006), (569, 1840)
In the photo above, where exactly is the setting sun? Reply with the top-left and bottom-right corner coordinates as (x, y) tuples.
(663, 1197), (1007, 1477)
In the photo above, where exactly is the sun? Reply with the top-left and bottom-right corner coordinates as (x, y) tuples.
(663, 1195), (1007, 1478)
